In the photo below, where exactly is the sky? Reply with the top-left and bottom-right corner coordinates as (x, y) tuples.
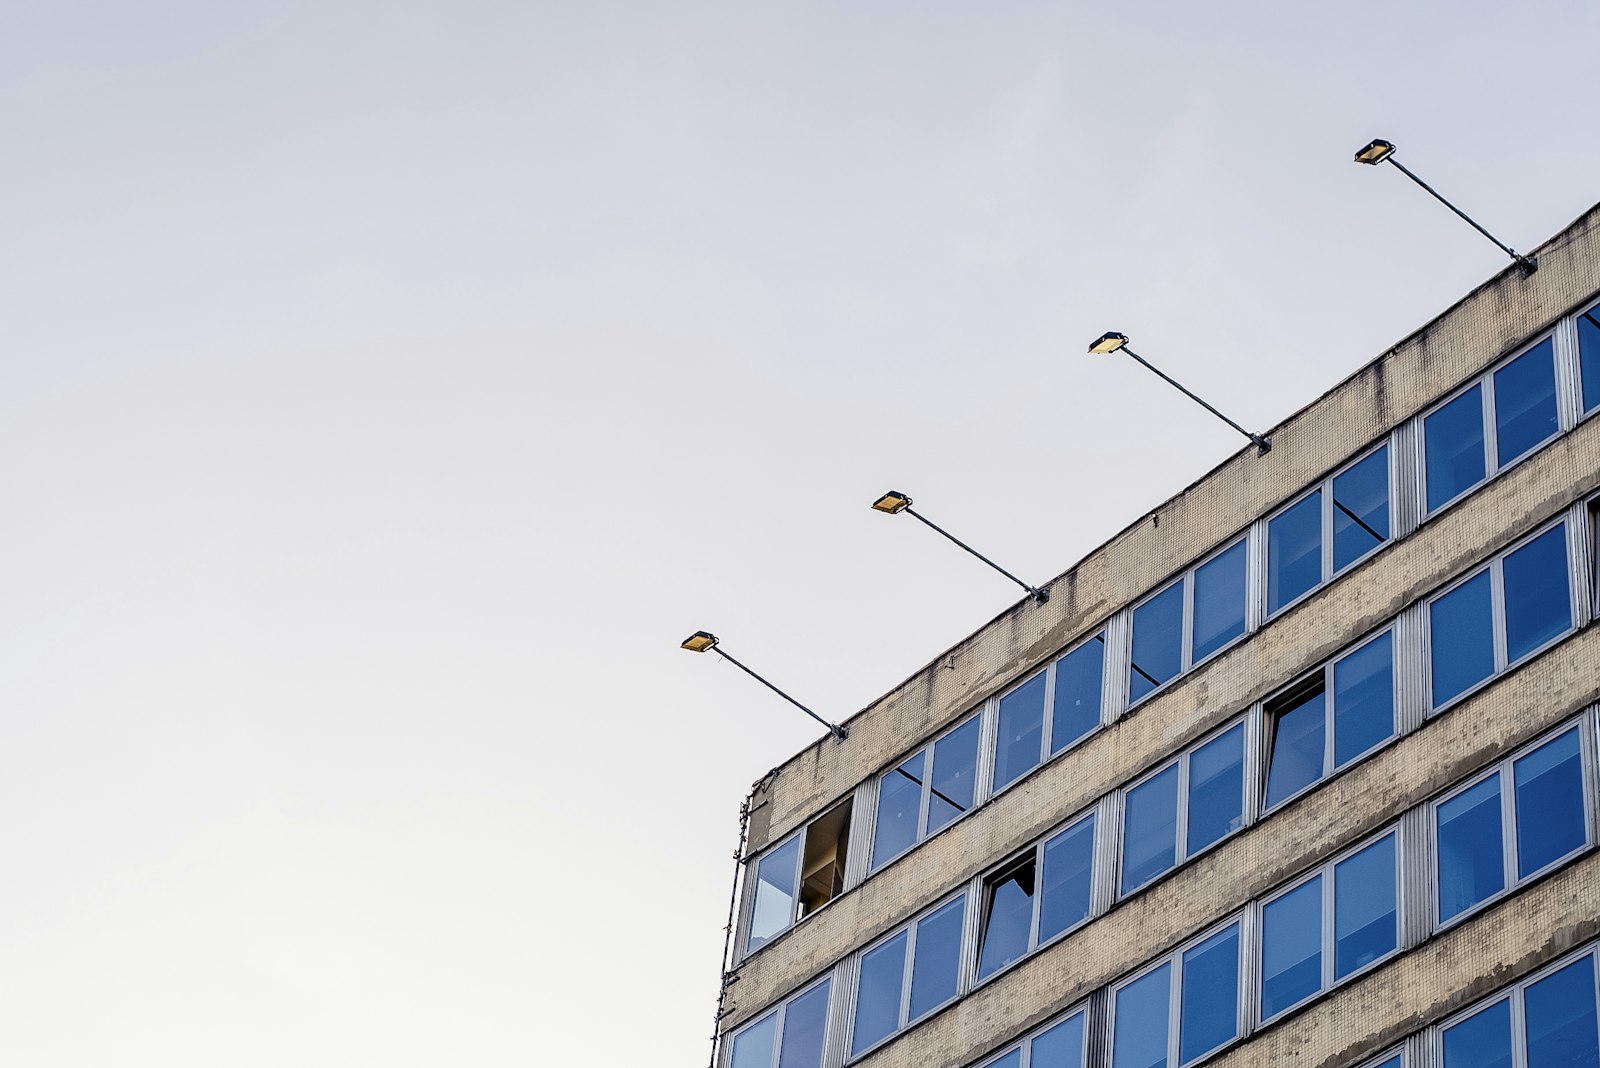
(4, 2), (1599, 1065)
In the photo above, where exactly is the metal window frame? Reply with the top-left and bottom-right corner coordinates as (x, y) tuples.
(1574, 298), (1600, 419)
(742, 828), (806, 958)
(973, 1001), (1091, 1068)
(866, 709), (984, 874)
(1431, 943), (1600, 1068)
(1418, 324), (1575, 520)
(1424, 513), (1577, 715)
(992, 663), (1053, 796)
(1105, 911), (1248, 1068)
(722, 972), (836, 1068)
(1430, 717), (1596, 934)
(1255, 823), (1405, 1025)
(1048, 631), (1113, 760)
(843, 888), (971, 1063)
(1116, 714), (1252, 899)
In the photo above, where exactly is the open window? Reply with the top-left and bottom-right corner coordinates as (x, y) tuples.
(744, 798), (854, 955)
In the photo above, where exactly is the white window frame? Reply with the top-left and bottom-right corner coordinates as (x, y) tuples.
(972, 805), (1101, 986)
(722, 973), (834, 1068)
(973, 1002), (1091, 1068)
(1106, 911), (1249, 1068)
(845, 889), (970, 1062)
(1432, 943), (1600, 1068)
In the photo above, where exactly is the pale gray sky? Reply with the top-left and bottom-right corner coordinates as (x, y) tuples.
(4, 3), (1598, 1065)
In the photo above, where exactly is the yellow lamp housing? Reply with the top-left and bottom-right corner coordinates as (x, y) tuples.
(872, 491), (912, 514)
(1088, 331), (1130, 356)
(1354, 139), (1396, 165)
(681, 630), (719, 653)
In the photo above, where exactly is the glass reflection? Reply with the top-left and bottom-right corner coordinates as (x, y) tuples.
(1179, 924), (1240, 1064)
(1039, 816), (1095, 942)
(979, 861), (1035, 980)
(748, 837), (800, 952)
(851, 930), (906, 1055)
(1426, 384), (1487, 512)
(994, 673), (1046, 792)
(872, 752), (925, 870)
(1333, 632), (1395, 767)
(1333, 447), (1390, 573)
(1437, 774), (1505, 922)
(1261, 876), (1323, 1018)
(1492, 339), (1559, 467)
(1187, 724), (1244, 855)
(1502, 523), (1571, 664)
(1130, 582), (1185, 702)
(1266, 687), (1325, 809)
(1430, 571), (1494, 707)
(927, 718), (980, 836)
(1269, 491), (1323, 614)
(776, 980), (831, 1068)
(1334, 835), (1397, 978)
(1442, 996), (1514, 1068)
(1112, 963), (1171, 1068)
(1052, 636), (1105, 754)
(1525, 956), (1600, 1068)
(1192, 539), (1247, 661)
(909, 896), (965, 1021)
(1122, 764), (1180, 894)
(1513, 729), (1587, 879)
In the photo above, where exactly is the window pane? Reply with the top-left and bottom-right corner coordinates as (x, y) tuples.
(978, 861), (1035, 980)
(994, 673), (1047, 792)
(909, 896), (964, 1021)
(1333, 632), (1395, 767)
(1334, 834), (1397, 978)
(1192, 539), (1247, 661)
(1179, 924), (1240, 1064)
(1052, 636), (1105, 754)
(1130, 582), (1185, 702)
(1514, 729), (1588, 878)
(927, 719), (981, 836)
(1039, 815), (1095, 942)
(1333, 447), (1390, 572)
(777, 980), (831, 1068)
(1442, 998), (1514, 1068)
(1122, 764), (1180, 894)
(872, 752), (926, 870)
(1367, 1058), (1403, 1068)
(985, 1052), (1023, 1068)
(851, 931), (906, 1055)
(731, 1011), (778, 1068)
(1426, 384), (1487, 511)
(1493, 339), (1559, 466)
(1525, 956), (1600, 1068)
(1437, 774), (1506, 922)
(1187, 724), (1245, 855)
(1503, 523), (1572, 663)
(748, 837), (800, 952)
(1265, 687), (1326, 809)
(1430, 571), (1495, 707)
(1261, 876), (1323, 1019)
(1269, 491), (1324, 614)
(1031, 1012), (1086, 1068)
(1112, 963), (1171, 1068)
(1580, 309), (1600, 414)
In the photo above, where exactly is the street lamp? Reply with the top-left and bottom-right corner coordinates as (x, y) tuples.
(680, 631), (847, 741)
(871, 491), (1049, 603)
(1086, 332), (1271, 454)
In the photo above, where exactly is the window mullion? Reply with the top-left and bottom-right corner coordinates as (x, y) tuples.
(1490, 558), (1510, 672)
(1168, 951), (1183, 1068)
(1323, 860), (1336, 993)
(1482, 370), (1500, 477)
(900, 920), (917, 1030)
(1182, 572), (1196, 672)
(1500, 765), (1519, 899)
(1176, 752), (1192, 864)
(1040, 659), (1058, 765)
(1322, 476), (1336, 584)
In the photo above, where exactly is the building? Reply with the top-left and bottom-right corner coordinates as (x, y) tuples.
(711, 201), (1600, 1068)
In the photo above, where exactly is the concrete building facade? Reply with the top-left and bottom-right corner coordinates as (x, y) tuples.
(712, 202), (1600, 1068)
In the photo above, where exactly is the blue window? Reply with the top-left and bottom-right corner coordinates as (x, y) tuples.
(983, 1052), (1022, 1068)
(1443, 996), (1514, 1068)
(1187, 724), (1245, 855)
(1264, 630), (1396, 810)
(1122, 765), (1180, 895)
(1111, 963), (1170, 1068)
(1260, 876), (1322, 1019)
(851, 931), (907, 1055)
(1129, 581), (1185, 702)
(978, 859), (1035, 980)
(1437, 773), (1506, 923)
(1492, 338), (1559, 467)
(1513, 727), (1587, 879)
(927, 717), (981, 835)
(871, 752), (925, 870)
(908, 897), (964, 1020)
(1333, 834), (1397, 979)
(1178, 924), (1241, 1064)
(1430, 571), (1495, 707)
(1366, 1058), (1404, 1068)
(1128, 538), (1248, 705)
(731, 1010), (779, 1068)
(1332, 446), (1390, 573)
(1429, 520), (1573, 710)
(747, 835), (801, 953)
(1524, 955), (1600, 1068)
(1052, 635), (1106, 755)
(994, 671), (1047, 792)
(1112, 921), (1243, 1068)
(1258, 833), (1398, 1022)
(1436, 722), (1590, 926)
(873, 715), (981, 871)
(1039, 814), (1096, 942)
(775, 980), (831, 1068)
(1580, 307), (1600, 414)
(1029, 1011), (1086, 1068)
(1254, 831), (1395, 1016)
(1192, 540), (1248, 661)
(1444, 953), (1600, 1068)
(1269, 492), (1323, 614)
(851, 894), (968, 1056)
(1502, 523), (1572, 663)
(1425, 384), (1487, 512)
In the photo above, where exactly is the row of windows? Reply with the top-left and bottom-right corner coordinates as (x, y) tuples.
(726, 711), (1600, 1068)
(729, 709), (1600, 1068)
(738, 298), (1600, 960)
(983, 939), (1600, 1068)
(743, 503), (1592, 965)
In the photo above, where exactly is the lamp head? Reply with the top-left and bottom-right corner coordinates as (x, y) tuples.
(680, 630), (719, 653)
(1354, 139), (1396, 165)
(1088, 331), (1130, 356)
(871, 490), (912, 515)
